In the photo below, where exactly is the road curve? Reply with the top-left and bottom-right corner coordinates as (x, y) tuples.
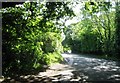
(62, 53), (120, 82)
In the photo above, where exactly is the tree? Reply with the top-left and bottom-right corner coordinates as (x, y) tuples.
(115, 1), (120, 57)
(2, 1), (74, 76)
(65, 1), (116, 55)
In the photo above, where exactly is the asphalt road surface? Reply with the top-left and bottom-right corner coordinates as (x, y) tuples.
(62, 53), (120, 82)
(2, 53), (120, 83)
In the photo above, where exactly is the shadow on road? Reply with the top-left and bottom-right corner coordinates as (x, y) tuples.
(62, 53), (120, 82)
(2, 53), (120, 83)
(1, 64), (84, 83)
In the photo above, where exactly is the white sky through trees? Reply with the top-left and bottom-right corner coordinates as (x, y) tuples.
(65, 0), (116, 26)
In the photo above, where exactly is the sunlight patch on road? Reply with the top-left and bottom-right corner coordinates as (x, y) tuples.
(0, 76), (4, 82)
(93, 61), (120, 72)
(93, 66), (109, 71)
(108, 74), (120, 81)
(38, 63), (75, 77)
(58, 70), (74, 76)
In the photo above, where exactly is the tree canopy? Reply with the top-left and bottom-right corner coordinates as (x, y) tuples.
(2, 1), (75, 76)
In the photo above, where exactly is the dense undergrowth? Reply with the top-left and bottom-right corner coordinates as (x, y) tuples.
(2, 1), (74, 76)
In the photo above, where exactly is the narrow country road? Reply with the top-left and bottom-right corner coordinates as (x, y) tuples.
(62, 53), (120, 82)
(2, 53), (120, 83)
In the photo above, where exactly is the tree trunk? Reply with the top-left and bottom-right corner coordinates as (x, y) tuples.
(115, 1), (120, 56)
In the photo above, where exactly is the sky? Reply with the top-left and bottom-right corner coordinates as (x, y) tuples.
(65, 2), (83, 26)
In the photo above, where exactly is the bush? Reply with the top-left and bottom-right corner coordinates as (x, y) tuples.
(2, 2), (63, 76)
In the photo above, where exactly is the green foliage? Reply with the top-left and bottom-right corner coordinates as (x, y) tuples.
(115, 2), (120, 57)
(65, 2), (116, 55)
(43, 32), (63, 53)
(85, 1), (99, 14)
(2, 1), (74, 76)
(43, 52), (63, 65)
(63, 45), (71, 53)
(70, 20), (101, 53)
(2, 7), (44, 75)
